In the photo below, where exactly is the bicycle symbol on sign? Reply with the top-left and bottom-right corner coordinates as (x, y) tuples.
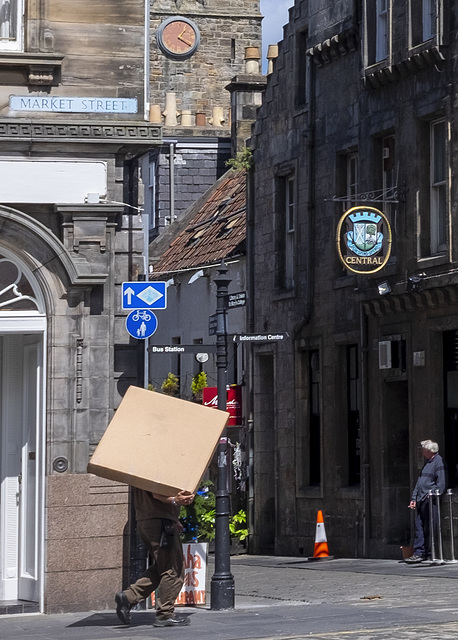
(132, 310), (152, 322)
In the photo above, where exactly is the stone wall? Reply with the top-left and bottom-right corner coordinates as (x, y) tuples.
(45, 475), (129, 614)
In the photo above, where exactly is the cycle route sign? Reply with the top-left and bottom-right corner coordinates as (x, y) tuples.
(122, 281), (166, 339)
(126, 309), (158, 339)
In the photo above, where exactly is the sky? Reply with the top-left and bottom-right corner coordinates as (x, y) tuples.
(260, 0), (294, 72)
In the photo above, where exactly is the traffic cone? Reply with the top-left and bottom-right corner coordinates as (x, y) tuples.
(308, 510), (334, 561)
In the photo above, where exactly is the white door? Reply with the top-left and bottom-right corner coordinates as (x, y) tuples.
(0, 334), (43, 603)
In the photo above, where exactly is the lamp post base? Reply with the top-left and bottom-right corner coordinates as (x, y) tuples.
(210, 575), (235, 610)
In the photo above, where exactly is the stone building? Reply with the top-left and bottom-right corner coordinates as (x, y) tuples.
(149, 168), (248, 400)
(0, 1), (160, 615)
(141, 0), (263, 235)
(249, 0), (458, 559)
(0, 0), (263, 616)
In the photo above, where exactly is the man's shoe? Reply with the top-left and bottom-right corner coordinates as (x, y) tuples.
(115, 591), (132, 625)
(153, 616), (190, 627)
(404, 554), (424, 564)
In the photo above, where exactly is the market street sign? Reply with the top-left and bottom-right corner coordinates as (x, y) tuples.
(10, 96), (138, 114)
(233, 332), (289, 343)
(149, 344), (217, 353)
(122, 282), (167, 310)
(126, 310), (158, 339)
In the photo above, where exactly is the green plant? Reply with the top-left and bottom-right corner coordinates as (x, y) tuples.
(191, 371), (207, 401)
(161, 372), (179, 396)
(225, 147), (253, 171)
(180, 480), (216, 542)
(229, 509), (248, 541)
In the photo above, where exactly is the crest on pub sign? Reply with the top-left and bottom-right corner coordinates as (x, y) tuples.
(336, 206), (392, 274)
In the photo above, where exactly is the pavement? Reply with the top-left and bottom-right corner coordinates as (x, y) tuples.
(2, 555), (458, 640)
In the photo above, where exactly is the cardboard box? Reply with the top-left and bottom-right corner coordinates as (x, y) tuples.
(87, 385), (229, 496)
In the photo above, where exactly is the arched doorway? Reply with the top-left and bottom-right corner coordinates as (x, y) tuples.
(0, 248), (46, 608)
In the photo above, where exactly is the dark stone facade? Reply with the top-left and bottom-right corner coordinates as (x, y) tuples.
(249, 0), (458, 559)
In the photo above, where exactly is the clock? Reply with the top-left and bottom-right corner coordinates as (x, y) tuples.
(157, 17), (200, 60)
(195, 352), (209, 364)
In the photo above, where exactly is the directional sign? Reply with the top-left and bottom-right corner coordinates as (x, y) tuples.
(122, 282), (167, 310)
(226, 291), (246, 309)
(233, 332), (289, 343)
(126, 309), (158, 339)
(149, 344), (217, 354)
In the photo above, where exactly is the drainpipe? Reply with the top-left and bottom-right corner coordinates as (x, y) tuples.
(294, 53), (315, 337)
(360, 301), (370, 557)
(144, 0), (150, 121)
(246, 160), (256, 546)
(163, 139), (177, 226)
(169, 142), (175, 224)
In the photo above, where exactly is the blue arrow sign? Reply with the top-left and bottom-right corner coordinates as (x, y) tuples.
(126, 310), (158, 339)
(122, 282), (167, 310)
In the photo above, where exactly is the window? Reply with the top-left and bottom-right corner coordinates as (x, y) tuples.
(430, 119), (447, 253)
(285, 176), (295, 289)
(410, 0), (436, 47)
(230, 38), (236, 62)
(346, 153), (359, 208)
(376, 0), (388, 62)
(0, 0), (23, 52)
(347, 345), (360, 486)
(365, 0), (390, 66)
(417, 118), (448, 258)
(382, 134), (397, 258)
(275, 172), (296, 290)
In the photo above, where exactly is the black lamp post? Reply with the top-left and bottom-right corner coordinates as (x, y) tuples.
(210, 260), (235, 610)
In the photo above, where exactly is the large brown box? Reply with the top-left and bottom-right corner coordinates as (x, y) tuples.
(87, 385), (229, 496)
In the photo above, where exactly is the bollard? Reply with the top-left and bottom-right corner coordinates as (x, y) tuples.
(435, 489), (445, 564)
(447, 489), (458, 563)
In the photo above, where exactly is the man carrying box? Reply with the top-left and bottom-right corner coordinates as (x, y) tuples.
(115, 487), (195, 627)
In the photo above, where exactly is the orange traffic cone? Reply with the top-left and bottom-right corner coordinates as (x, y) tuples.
(308, 510), (334, 561)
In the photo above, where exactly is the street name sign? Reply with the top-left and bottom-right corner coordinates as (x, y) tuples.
(149, 344), (217, 353)
(226, 291), (246, 308)
(126, 310), (158, 339)
(122, 282), (167, 310)
(233, 332), (289, 343)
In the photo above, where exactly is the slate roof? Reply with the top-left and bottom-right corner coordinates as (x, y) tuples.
(150, 168), (246, 277)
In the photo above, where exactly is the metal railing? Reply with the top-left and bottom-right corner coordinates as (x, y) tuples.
(428, 488), (458, 564)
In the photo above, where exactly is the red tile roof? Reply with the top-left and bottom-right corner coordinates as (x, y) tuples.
(150, 168), (246, 277)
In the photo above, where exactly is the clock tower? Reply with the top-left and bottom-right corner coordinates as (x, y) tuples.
(142, 0), (263, 234)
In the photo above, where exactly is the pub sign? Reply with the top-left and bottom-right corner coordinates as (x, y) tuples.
(336, 206), (392, 274)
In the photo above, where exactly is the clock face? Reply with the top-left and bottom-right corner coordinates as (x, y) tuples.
(157, 17), (200, 60)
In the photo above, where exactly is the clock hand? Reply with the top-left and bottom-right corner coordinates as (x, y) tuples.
(178, 34), (193, 46)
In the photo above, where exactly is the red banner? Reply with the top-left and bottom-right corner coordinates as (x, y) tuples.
(202, 385), (242, 426)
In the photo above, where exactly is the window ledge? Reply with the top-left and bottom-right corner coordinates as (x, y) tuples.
(0, 53), (63, 86)
(416, 253), (449, 268)
(364, 46), (445, 89)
